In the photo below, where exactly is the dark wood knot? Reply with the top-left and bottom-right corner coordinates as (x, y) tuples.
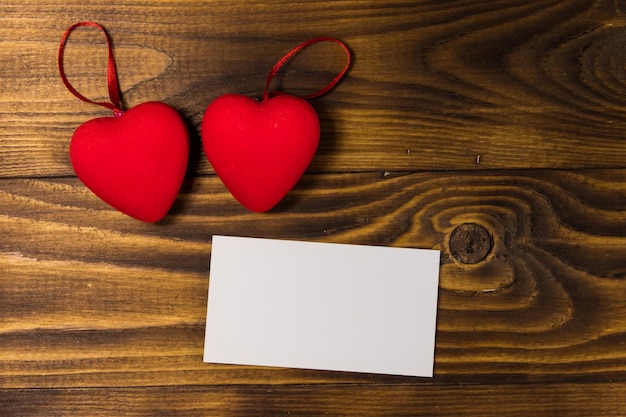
(449, 223), (493, 264)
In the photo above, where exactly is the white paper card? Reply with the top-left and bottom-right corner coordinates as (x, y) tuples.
(204, 235), (441, 377)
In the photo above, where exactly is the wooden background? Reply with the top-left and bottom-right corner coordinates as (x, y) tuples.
(1, 0), (626, 415)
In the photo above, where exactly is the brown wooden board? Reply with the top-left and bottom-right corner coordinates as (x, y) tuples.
(1, 0), (626, 178)
(1, 171), (625, 389)
(1, 1), (626, 415)
(3, 384), (626, 417)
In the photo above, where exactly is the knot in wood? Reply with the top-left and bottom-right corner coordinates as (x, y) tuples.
(449, 223), (492, 264)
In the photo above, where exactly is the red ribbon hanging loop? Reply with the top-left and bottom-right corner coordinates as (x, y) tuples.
(58, 21), (123, 115)
(263, 37), (351, 101)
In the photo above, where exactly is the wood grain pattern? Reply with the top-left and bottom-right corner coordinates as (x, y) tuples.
(1, 170), (625, 390)
(2, 0), (626, 415)
(2, 0), (626, 178)
(3, 383), (626, 417)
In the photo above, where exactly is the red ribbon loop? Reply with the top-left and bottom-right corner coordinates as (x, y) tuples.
(58, 21), (123, 114)
(263, 37), (351, 101)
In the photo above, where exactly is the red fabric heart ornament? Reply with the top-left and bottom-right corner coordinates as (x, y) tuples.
(201, 37), (350, 212)
(59, 22), (189, 222)
(70, 102), (189, 222)
(202, 94), (319, 212)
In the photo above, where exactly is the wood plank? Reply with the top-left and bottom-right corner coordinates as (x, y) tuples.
(2, 383), (626, 416)
(0, 170), (624, 387)
(2, 0), (626, 178)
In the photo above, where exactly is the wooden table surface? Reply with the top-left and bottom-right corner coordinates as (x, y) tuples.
(2, 1), (626, 415)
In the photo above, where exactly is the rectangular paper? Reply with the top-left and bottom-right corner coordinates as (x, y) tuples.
(204, 235), (441, 377)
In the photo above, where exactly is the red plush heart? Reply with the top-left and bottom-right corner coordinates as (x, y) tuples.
(202, 94), (320, 212)
(70, 101), (189, 222)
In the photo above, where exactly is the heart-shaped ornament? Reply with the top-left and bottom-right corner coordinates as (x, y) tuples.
(201, 37), (350, 212)
(202, 94), (319, 212)
(70, 101), (189, 222)
(59, 22), (189, 222)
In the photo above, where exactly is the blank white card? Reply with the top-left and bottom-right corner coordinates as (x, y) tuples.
(204, 235), (441, 377)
